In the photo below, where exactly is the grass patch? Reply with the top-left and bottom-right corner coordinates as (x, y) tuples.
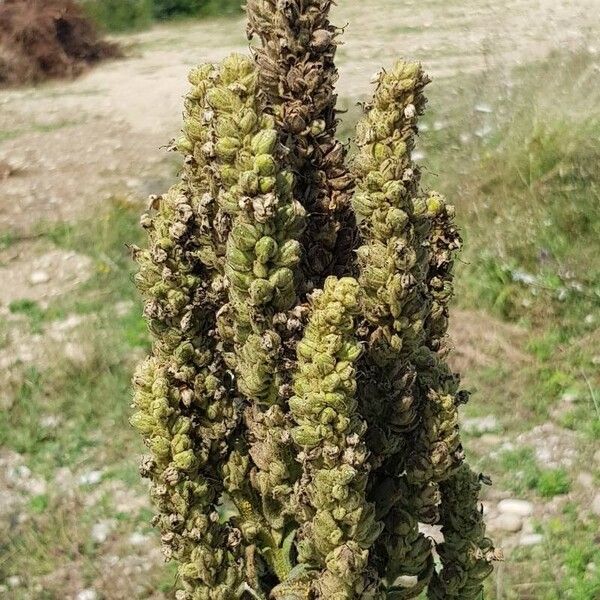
(42, 197), (146, 318)
(0, 198), (163, 593)
(0, 232), (15, 251)
(83, 0), (242, 32)
(419, 51), (600, 337)
(494, 447), (571, 499)
(0, 120), (82, 144)
(8, 299), (47, 332)
(506, 504), (600, 600)
(0, 198), (148, 474)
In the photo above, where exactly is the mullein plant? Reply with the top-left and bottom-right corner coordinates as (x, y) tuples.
(131, 2), (501, 599)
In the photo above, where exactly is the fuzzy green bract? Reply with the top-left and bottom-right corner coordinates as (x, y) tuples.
(130, 2), (501, 598)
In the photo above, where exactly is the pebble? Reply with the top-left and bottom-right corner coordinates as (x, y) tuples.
(463, 415), (500, 435)
(577, 472), (594, 489)
(29, 271), (50, 285)
(129, 532), (150, 547)
(475, 102), (493, 113)
(92, 520), (114, 544)
(479, 433), (503, 446)
(79, 470), (103, 486)
(519, 533), (543, 547)
(561, 392), (578, 404)
(592, 494), (600, 517)
(77, 590), (98, 600)
(491, 513), (523, 533)
(40, 415), (61, 429)
(9, 465), (31, 480)
(114, 300), (135, 317)
(7, 576), (21, 588)
(498, 499), (534, 517)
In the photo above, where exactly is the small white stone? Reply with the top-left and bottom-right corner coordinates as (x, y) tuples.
(55, 467), (74, 487)
(77, 590), (98, 600)
(591, 494), (600, 517)
(498, 499), (534, 517)
(561, 392), (578, 404)
(10, 465), (31, 480)
(114, 300), (134, 317)
(7, 576), (21, 588)
(577, 472), (594, 489)
(91, 520), (114, 544)
(29, 271), (50, 285)
(40, 415), (60, 429)
(463, 415), (500, 435)
(475, 124), (493, 138)
(459, 132), (471, 144)
(519, 533), (543, 547)
(475, 102), (493, 114)
(79, 470), (103, 486)
(490, 513), (523, 533)
(129, 532), (149, 547)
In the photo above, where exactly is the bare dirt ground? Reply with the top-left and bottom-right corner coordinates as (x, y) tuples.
(1, 0), (598, 235)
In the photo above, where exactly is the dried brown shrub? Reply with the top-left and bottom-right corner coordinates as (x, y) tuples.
(0, 0), (121, 86)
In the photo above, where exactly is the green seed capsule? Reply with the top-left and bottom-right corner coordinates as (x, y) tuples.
(206, 86), (242, 112)
(176, 136), (194, 154)
(254, 154), (277, 176)
(215, 137), (241, 161)
(259, 176), (276, 194)
(239, 170), (260, 195)
(238, 109), (259, 135)
(226, 265), (254, 291)
(219, 165), (239, 187)
(269, 267), (294, 289)
(130, 412), (155, 436)
(427, 193), (444, 216)
(173, 449), (196, 471)
(215, 115), (240, 138)
(227, 246), (253, 272)
(231, 222), (262, 251)
(292, 424), (322, 447)
(255, 236), (278, 263)
(251, 129), (277, 155)
(249, 278), (275, 305)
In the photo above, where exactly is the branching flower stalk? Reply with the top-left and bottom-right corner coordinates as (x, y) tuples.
(132, 3), (500, 599)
